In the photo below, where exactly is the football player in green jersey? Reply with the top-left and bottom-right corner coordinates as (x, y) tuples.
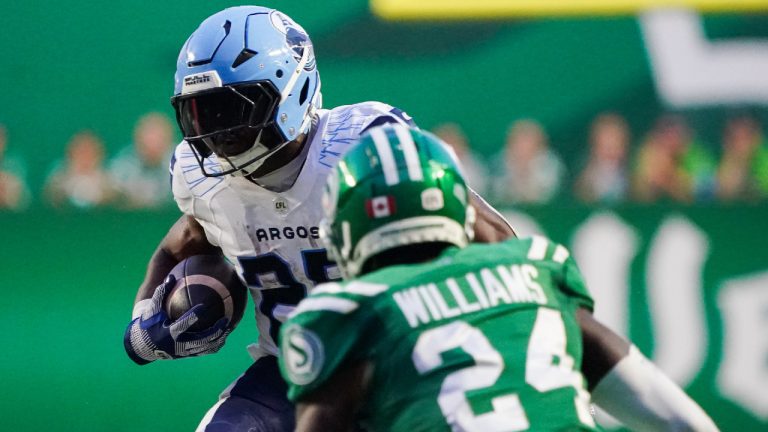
(278, 125), (719, 432)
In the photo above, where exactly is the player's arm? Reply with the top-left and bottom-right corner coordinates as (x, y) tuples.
(469, 187), (517, 242)
(134, 214), (221, 304)
(294, 361), (371, 432)
(124, 214), (226, 365)
(577, 308), (719, 431)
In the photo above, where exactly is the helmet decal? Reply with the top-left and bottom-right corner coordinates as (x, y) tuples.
(269, 11), (316, 72)
(421, 188), (445, 211)
(365, 196), (397, 219)
(181, 71), (222, 95)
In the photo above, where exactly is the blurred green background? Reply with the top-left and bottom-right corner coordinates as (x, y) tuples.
(1, 1), (767, 431)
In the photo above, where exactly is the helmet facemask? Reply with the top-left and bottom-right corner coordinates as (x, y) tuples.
(172, 81), (290, 177)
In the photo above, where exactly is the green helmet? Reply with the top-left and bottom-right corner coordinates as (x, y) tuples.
(320, 124), (476, 279)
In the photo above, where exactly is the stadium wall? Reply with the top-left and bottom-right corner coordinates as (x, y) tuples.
(0, 207), (765, 431)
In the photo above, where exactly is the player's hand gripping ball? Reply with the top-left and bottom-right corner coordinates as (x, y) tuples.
(124, 255), (247, 364)
(164, 255), (247, 332)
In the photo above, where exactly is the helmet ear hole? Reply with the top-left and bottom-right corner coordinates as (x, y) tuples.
(299, 78), (310, 105)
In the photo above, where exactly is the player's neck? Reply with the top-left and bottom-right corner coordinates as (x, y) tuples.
(245, 117), (318, 192)
(245, 137), (310, 192)
(361, 242), (453, 275)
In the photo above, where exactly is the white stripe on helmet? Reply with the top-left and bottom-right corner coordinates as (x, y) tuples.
(369, 127), (400, 186)
(393, 125), (424, 182)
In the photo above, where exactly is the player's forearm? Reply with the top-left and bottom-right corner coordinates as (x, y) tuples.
(577, 308), (631, 389)
(134, 215), (219, 304)
(591, 346), (719, 432)
(135, 246), (180, 303)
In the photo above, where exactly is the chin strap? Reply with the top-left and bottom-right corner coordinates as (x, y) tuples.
(218, 129), (294, 178)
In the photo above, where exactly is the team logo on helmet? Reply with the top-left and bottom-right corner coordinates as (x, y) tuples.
(269, 11), (316, 72)
(282, 324), (324, 385)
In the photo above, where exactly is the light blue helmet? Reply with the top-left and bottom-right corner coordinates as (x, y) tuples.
(171, 6), (322, 177)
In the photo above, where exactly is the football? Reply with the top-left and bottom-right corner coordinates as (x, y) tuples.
(164, 255), (247, 332)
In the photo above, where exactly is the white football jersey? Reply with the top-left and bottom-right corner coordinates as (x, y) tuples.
(170, 101), (414, 359)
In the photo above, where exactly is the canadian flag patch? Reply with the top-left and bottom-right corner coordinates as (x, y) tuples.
(366, 195), (396, 218)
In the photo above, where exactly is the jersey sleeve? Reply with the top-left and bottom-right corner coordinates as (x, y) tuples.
(558, 252), (594, 311)
(359, 102), (418, 132)
(279, 284), (378, 402)
(516, 236), (594, 311)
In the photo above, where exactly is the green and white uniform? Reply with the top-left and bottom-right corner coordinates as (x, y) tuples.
(280, 236), (599, 432)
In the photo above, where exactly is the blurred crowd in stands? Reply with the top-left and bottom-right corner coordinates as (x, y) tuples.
(1, 110), (767, 211)
(436, 111), (768, 205)
(0, 113), (175, 211)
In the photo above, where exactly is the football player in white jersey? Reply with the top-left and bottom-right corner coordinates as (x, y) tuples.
(122, 6), (515, 432)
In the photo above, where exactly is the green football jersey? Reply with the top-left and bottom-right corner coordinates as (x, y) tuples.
(279, 236), (599, 432)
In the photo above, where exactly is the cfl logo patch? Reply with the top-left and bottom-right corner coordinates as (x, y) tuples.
(274, 198), (289, 215)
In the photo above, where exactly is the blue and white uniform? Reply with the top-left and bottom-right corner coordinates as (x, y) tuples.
(170, 101), (414, 431)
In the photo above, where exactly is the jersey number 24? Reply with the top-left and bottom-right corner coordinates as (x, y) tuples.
(412, 309), (595, 431)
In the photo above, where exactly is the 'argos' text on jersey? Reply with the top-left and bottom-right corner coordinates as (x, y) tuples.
(253, 226), (320, 242)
